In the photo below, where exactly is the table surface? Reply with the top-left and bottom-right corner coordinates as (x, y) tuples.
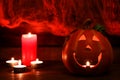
(0, 47), (120, 80)
(0, 61), (120, 80)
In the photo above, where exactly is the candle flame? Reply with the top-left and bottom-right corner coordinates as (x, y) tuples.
(28, 32), (32, 37)
(18, 60), (22, 65)
(31, 58), (43, 65)
(86, 61), (90, 66)
(36, 58), (39, 62)
(11, 57), (14, 61)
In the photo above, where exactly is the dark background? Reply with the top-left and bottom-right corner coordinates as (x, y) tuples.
(0, 0), (120, 79)
(0, 26), (120, 63)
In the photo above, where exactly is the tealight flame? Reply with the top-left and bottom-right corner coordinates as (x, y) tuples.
(31, 58), (43, 65)
(86, 61), (90, 66)
(11, 57), (14, 61)
(18, 60), (22, 65)
(36, 58), (39, 62)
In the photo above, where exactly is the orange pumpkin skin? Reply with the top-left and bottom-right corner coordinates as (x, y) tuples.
(62, 29), (113, 75)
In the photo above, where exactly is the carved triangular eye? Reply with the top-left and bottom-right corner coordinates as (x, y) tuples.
(92, 35), (100, 41)
(79, 35), (86, 41)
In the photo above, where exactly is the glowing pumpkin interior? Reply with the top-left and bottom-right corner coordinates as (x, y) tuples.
(73, 32), (103, 68)
(73, 34), (102, 68)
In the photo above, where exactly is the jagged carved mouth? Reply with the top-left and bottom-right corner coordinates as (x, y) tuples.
(73, 52), (102, 68)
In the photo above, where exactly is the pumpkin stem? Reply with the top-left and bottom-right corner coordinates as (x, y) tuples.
(83, 18), (92, 29)
(93, 24), (106, 35)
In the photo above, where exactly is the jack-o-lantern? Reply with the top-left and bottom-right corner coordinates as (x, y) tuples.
(62, 29), (113, 75)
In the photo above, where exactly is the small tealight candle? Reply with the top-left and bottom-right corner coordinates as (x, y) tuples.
(13, 60), (27, 73)
(31, 58), (43, 68)
(6, 57), (18, 67)
(82, 61), (94, 68)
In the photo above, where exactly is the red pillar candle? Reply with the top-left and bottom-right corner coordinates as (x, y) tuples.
(22, 32), (37, 66)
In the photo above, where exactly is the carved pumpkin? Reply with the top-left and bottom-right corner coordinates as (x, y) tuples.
(62, 29), (113, 75)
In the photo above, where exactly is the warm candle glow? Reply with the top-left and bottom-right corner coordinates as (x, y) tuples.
(11, 57), (14, 61)
(14, 60), (26, 68)
(31, 58), (43, 65)
(6, 57), (18, 67)
(86, 61), (90, 66)
(23, 32), (33, 38)
(28, 32), (32, 37)
(81, 61), (94, 68)
(31, 58), (43, 69)
(18, 60), (22, 65)
(13, 60), (27, 73)
(6, 57), (16, 63)
(22, 32), (37, 66)
(36, 58), (39, 62)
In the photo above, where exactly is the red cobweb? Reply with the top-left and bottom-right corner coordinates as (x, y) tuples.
(0, 0), (119, 36)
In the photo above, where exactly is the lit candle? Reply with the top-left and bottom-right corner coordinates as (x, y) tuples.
(6, 57), (18, 67)
(86, 61), (90, 67)
(13, 60), (26, 73)
(31, 58), (43, 68)
(22, 32), (37, 66)
(82, 61), (94, 68)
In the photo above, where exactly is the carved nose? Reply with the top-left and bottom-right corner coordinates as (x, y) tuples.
(86, 45), (92, 51)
